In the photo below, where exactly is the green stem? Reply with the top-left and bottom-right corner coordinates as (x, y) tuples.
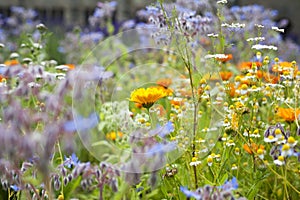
(57, 142), (64, 195)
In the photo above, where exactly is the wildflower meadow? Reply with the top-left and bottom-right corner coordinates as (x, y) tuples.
(0, 0), (300, 199)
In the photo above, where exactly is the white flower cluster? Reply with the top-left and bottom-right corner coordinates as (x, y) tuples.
(254, 24), (265, 28)
(207, 33), (219, 38)
(221, 23), (245, 28)
(251, 44), (278, 51)
(246, 37), (265, 42)
(272, 26), (284, 33)
(217, 0), (228, 4)
(204, 54), (228, 59)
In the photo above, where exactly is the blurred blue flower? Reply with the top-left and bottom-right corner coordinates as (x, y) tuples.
(93, 8), (104, 18)
(10, 185), (20, 191)
(64, 153), (80, 168)
(221, 177), (238, 191)
(146, 141), (177, 157)
(180, 186), (201, 199)
(109, 1), (117, 7)
(11, 6), (25, 14)
(149, 121), (174, 137)
(63, 112), (99, 132)
(159, 121), (174, 137)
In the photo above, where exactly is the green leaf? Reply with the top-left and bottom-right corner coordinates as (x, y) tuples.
(64, 177), (82, 199)
(219, 173), (228, 185)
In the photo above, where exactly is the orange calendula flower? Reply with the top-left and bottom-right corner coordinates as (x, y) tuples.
(238, 61), (262, 71)
(216, 54), (233, 63)
(272, 61), (298, 74)
(219, 71), (233, 81)
(243, 143), (264, 154)
(129, 87), (167, 109)
(170, 100), (184, 106)
(151, 85), (173, 96)
(263, 72), (279, 84)
(4, 59), (19, 66)
(277, 108), (300, 122)
(256, 70), (263, 79)
(156, 78), (172, 88)
(66, 64), (75, 70)
(225, 83), (235, 97)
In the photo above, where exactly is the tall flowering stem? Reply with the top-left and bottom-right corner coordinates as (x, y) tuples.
(181, 48), (199, 189)
(159, 0), (201, 187)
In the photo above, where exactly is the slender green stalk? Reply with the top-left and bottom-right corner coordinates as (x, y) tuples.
(57, 142), (64, 196)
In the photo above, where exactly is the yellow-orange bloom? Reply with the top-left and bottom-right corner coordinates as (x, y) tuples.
(129, 87), (167, 109)
(65, 64), (75, 70)
(219, 71), (233, 81)
(216, 54), (233, 63)
(106, 131), (123, 141)
(4, 59), (19, 66)
(263, 72), (279, 84)
(225, 83), (236, 97)
(272, 61), (298, 74)
(277, 108), (300, 122)
(243, 143), (264, 154)
(156, 78), (172, 88)
(238, 61), (262, 71)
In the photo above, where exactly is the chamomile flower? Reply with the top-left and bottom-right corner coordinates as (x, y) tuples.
(189, 157), (201, 166)
(231, 164), (238, 170)
(264, 135), (278, 143)
(207, 156), (213, 167)
(281, 144), (293, 157)
(226, 139), (235, 147)
(257, 148), (265, 160)
(274, 156), (285, 166)
(287, 136), (298, 147)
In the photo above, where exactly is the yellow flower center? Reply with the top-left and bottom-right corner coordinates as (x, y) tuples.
(288, 137), (296, 144)
(278, 156), (284, 162)
(192, 157), (197, 162)
(274, 128), (281, 135)
(282, 144), (290, 151)
(268, 135), (275, 140)
(241, 84), (248, 90)
(207, 157), (213, 163)
(257, 148), (264, 155)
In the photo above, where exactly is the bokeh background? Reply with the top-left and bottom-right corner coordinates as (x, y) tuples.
(0, 0), (299, 40)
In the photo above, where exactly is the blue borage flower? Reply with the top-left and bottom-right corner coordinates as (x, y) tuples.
(148, 121), (174, 137)
(10, 185), (20, 191)
(64, 153), (80, 168)
(220, 177), (238, 191)
(146, 141), (177, 157)
(63, 112), (99, 132)
(180, 186), (202, 199)
(180, 177), (241, 200)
